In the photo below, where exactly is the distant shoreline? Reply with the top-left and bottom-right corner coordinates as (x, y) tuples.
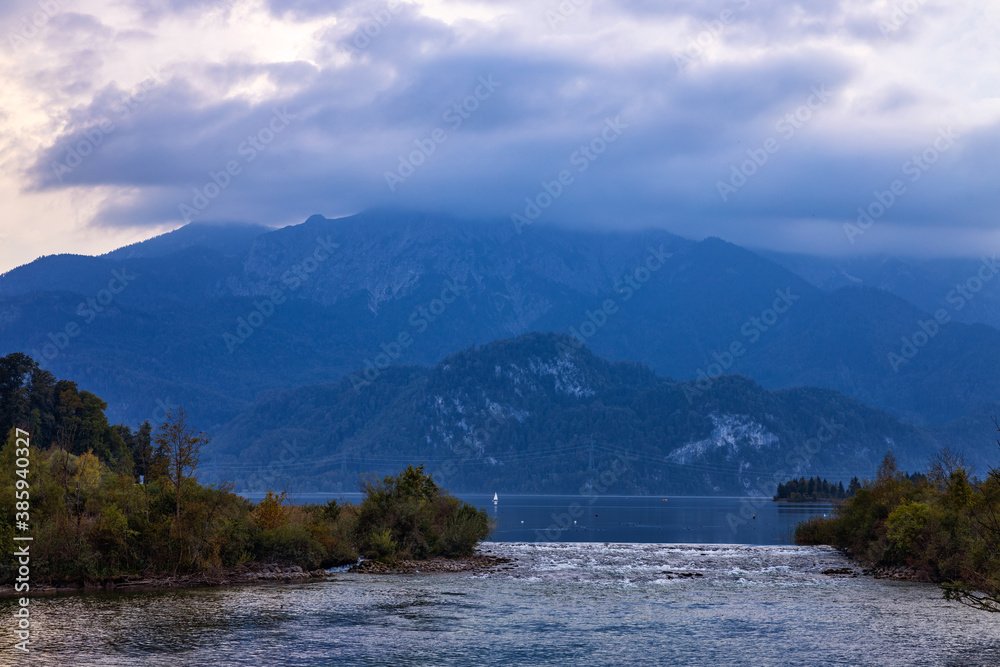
(771, 498), (839, 504)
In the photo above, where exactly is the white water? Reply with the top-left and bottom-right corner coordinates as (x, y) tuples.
(5, 543), (1000, 666)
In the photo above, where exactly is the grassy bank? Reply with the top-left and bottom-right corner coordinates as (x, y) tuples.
(795, 447), (1000, 612)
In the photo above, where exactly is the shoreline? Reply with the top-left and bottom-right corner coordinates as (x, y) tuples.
(0, 554), (515, 598)
(350, 554), (514, 574)
(0, 547), (935, 598)
(860, 563), (937, 584)
(813, 547), (937, 584)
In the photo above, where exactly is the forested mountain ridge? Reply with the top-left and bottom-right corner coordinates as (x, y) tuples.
(201, 333), (966, 496)
(1, 337), (990, 497)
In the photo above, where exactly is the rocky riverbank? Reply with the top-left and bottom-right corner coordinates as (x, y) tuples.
(821, 546), (936, 584)
(861, 564), (936, 583)
(1, 554), (515, 596)
(0, 562), (329, 596)
(350, 554), (513, 574)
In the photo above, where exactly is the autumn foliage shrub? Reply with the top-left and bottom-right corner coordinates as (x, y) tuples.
(795, 447), (1000, 611)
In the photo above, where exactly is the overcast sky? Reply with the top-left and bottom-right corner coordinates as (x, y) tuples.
(1, 0), (998, 274)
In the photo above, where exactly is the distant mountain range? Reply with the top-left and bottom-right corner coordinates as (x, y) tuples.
(759, 250), (1000, 330)
(1, 210), (998, 490)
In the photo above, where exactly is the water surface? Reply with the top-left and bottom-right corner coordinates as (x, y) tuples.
(244, 494), (832, 545)
(4, 542), (998, 666)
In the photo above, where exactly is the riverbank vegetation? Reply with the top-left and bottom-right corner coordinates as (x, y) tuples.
(0, 354), (491, 585)
(795, 442), (1000, 612)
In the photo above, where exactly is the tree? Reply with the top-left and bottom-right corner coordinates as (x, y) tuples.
(944, 418), (1000, 612)
(928, 446), (971, 489)
(0, 353), (36, 436)
(253, 490), (289, 531)
(153, 408), (209, 524)
(122, 421), (153, 519)
(128, 421), (154, 482)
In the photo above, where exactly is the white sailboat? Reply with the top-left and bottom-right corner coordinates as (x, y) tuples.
(493, 492), (498, 504)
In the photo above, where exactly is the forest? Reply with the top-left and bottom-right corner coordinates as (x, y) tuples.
(774, 476), (859, 502)
(205, 332), (945, 495)
(0, 353), (490, 584)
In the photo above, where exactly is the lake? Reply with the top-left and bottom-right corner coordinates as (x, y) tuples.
(6, 497), (999, 666)
(243, 494), (834, 545)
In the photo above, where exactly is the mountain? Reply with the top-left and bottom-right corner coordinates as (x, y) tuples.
(759, 250), (1000, 330)
(1, 209), (999, 433)
(200, 333), (964, 495)
(105, 221), (272, 261)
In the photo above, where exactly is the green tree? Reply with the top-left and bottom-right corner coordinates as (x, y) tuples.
(355, 464), (490, 561)
(153, 408), (209, 524)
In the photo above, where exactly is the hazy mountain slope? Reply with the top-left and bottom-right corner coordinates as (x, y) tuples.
(1, 210), (998, 430)
(759, 250), (1000, 330)
(106, 221), (272, 261)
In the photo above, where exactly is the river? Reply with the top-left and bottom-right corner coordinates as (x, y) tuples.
(4, 498), (998, 666)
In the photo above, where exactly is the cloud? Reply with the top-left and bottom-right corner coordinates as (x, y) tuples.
(3, 0), (1000, 262)
(265, 0), (353, 21)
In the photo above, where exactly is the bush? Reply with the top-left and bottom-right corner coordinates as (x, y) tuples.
(793, 515), (837, 545)
(441, 503), (492, 556)
(885, 501), (932, 562)
(365, 528), (398, 563)
(794, 449), (1000, 611)
(354, 464), (492, 562)
(0, 425), (486, 582)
